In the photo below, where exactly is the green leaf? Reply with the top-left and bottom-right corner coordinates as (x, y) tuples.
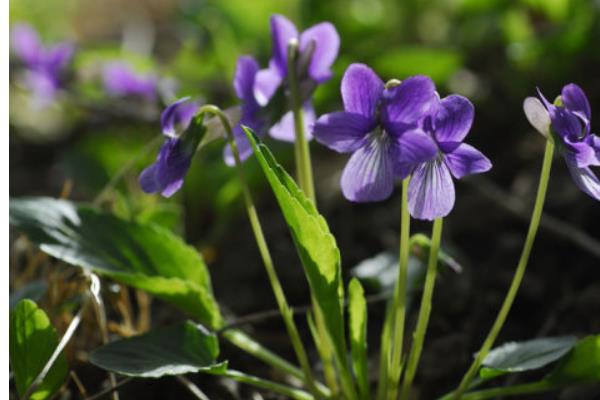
(481, 336), (577, 378)
(9, 299), (68, 400)
(245, 128), (347, 360)
(351, 234), (461, 295)
(547, 335), (600, 383)
(348, 278), (369, 400)
(89, 321), (227, 378)
(9, 197), (222, 328)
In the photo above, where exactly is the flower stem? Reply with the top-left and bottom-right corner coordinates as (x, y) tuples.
(386, 178), (412, 400)
(287, 40), (316, 204)
(197, 105), (323, 399)
(400, 217), (443, 400)
(452, 141), (555, 399)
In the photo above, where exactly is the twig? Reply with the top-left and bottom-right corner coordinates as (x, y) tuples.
(88, 274), (120, 400)
(176, 376), (211, 400)
(70, 371), (88, 397)
(467, 176), (600, 259)
(84, 378), (133, 400)
(21, 295), (89, 400)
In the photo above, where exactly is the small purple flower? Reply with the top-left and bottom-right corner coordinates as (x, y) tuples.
(139, 98), (200, 197)
(408, 95), (492, 220)
(313, 63), (439, 202)
(224, 56), (269, 166)
(249, 14), (337, 143)
(524, 84), (600, 200)
(102, 62), (157, 101)
(253, 14), (339, 106)
(11, 24), (73, 105)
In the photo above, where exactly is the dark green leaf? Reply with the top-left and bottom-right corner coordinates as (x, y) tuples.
(245, 128), (347, 360)
(348, 279), (369, 399)
(89, 321), (227, 378)
(547, 335), (600, 383)
(10, 281), (47, 310)
(481, 336), (577, 378)
(9, 197), (222, 328)
(9, 299), (68, 400)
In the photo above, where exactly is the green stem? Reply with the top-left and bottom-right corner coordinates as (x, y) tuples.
(452, 141), (555, 399)
(376, 301), (395, 400)
(220, 370), (315, 400)
(287, 40), (316, 204)
(387, 178), (412, 400)
(197, 105), (323, 399)
(460, 380), (560, 400)
(400, 218), (444, 400)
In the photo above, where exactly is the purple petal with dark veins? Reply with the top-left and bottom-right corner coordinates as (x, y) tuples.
(381, 75), (437, 127)
(408, 158), (455, 220)
(341, 63), (384, 120)
(562, 135), (600, 168)
(442, 142), (492, 179)
(299, 22), (339, 83)
(389, 128), (437, 178)
(433, 95), (475, 143)
(340, 136), (395, 202)
(313, 111), (374, 153)
(269, 102), (315, 142)
(564, 156), (600, 201)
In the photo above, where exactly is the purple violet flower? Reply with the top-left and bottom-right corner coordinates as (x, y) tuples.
(139, 98), (200, 197)
(524, 84), (600, 200)
(224, 56), (269, 166)
(251, 14), (338, 142)
(313, 63), (439, 202)
(11, 24), (73, 105)
(102, 62), (157, 101)
(408, 94), (492, 220)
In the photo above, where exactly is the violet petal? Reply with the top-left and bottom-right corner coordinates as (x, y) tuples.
(381, 75), (436, 126)
(408, 158), (455, 220)
(443, 142), (492, 179)
(341, 63), (384, 120)
(433, 95), (475, 143)
(299, 22), (339, 83)
(313, 111), (374, 153)
(340, 136), (395, 202)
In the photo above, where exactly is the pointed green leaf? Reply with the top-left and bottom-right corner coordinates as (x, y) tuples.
(547, 335), (600, 383)
(89, 321), (227, 378)
(481, 336), (577, 378)
(10, 299), (68, 400)
(348, 278), (369, 399)
(10, 197), (222, 328)
(245, 128), (346, 359)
